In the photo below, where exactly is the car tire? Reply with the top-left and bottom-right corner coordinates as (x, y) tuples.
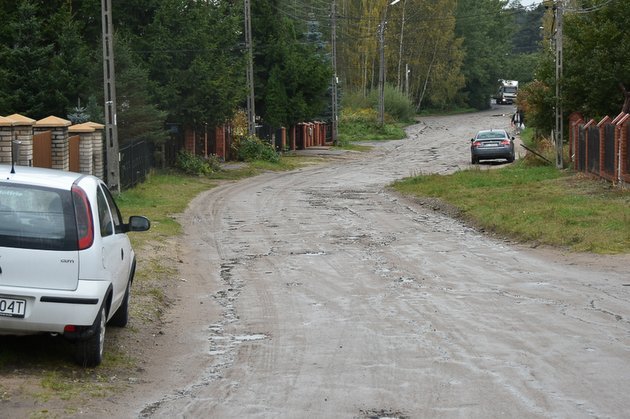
(507, 154), (515, 163)
(471, 156), (478, 164)
(110, 281), (130, 327)
(75, 304), (106, 367)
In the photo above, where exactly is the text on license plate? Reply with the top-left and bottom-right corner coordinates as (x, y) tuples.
(0, 297), (26, 318)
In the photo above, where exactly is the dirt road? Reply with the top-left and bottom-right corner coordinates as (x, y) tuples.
(112, 108), (629, 418)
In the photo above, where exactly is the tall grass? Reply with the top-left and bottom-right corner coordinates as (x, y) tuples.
(337, 86), (412, 145)
(392, 163), (630, 254)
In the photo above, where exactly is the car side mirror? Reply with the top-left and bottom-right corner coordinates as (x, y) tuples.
(470, 138), (474, 142)
(127, 215), (151, 232)
(511, 137), (515, 141)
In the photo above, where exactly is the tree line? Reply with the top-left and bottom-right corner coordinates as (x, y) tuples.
(0, 0), (332, 146)
(0, 0), (627, 146)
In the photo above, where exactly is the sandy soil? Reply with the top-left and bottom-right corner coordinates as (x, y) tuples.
(4, 107), (629, 418)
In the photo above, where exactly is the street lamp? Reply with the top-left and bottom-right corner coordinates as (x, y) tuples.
(378, 0), (401, 126)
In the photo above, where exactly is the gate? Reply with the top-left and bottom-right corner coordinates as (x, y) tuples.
(603, 124), (615, 176)
(69, 135), (80, 172)
(587, 125), (599, 174)
(32, 131), (52, 168)
(577, 126), (586, 172)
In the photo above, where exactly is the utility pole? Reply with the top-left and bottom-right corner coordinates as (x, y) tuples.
(405, 64), (410, 98)
(396, 0), (407, 92)
(101, 0), (120, 192)
(331, 0), (338, 144)
(244, 0), (256, 136)
(378, 0), (400, 127)
(378, 18), (386, 126)
(554, 0), (564, 169)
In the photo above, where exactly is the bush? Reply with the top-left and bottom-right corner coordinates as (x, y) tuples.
(382, 85), (415, 122)
(342, 85), (415, 123)
(234, 135), (279, 163)
(175, 151), (221, 176)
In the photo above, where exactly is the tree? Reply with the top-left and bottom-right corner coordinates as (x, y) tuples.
(114, 36), (168, 145)
(455, 0), (511, 110)
(140, 0), (245, 127)
(521, 0), (630, 136)
(0, 0), (91, 118)
(562, 1), (630, 118)
(334, 0), (464, 112)
(252, 0), (332, 127)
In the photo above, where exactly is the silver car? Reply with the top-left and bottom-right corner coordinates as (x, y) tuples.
(0, 165), (150, 366)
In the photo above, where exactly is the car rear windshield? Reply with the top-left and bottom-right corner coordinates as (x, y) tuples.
(477, 131), (506, 140)
(0, 183), (78, 251)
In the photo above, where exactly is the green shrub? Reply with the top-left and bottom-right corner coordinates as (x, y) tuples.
(342, 86), (415, 123)
(235, 135), (279, 163)
(383, 85), (415, 122)
(175, 151), (221, 176)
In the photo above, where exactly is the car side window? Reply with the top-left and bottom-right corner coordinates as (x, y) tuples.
(100, 184), (124, 234)
(96, 187), (113, 237)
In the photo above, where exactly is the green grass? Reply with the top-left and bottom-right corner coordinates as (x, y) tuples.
(116, 172), (216, 240)
(392, 163), (630, 254)
(337, 120), (407, 143)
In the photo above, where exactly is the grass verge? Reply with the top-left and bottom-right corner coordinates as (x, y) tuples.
(392, 162), (630, 254)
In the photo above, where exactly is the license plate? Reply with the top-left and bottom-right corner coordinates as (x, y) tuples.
(484, 143), (498, 147)
(0, 297), (26, 318)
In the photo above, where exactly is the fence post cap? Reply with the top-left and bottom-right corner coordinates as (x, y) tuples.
(69, 123), (96, 133)
(35, 116), (71, 128)
(5, 113), (35, 126)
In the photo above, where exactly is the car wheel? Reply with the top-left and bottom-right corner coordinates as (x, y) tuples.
(471, 156), (478, 164)
(75, 304), (106, 367)
(110, 281), (130, 327)
(507, 154), (515, 163)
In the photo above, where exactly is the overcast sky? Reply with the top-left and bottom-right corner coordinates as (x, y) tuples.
(517, 0), (540, 6)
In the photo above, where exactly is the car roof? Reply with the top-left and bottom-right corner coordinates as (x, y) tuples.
(0, 164), (87, 190)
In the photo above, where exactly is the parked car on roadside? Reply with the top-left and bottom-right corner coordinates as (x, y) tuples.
(470, 129), (515, 164)
(0, 165), (150, 366)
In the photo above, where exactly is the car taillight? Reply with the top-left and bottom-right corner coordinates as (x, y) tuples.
(72, 185), (94, 250)
(472, 141), (482, 147)
(501, 140), (511, 145)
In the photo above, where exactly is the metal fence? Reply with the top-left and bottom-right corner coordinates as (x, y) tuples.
(119, 140), (153, 190)
(570, 112), (630, 186)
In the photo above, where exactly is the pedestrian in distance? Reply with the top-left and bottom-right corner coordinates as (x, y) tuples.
(511, 108), (524, 134)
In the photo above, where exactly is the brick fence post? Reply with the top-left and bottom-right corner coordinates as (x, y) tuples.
(0, 116), (14, 164)
(6, 114), (35, 166)
(597, 116), (611, 179)
(69, 123), (96, 175)
(616, 113), (630, 186)
(215, 125), (226, 159)
(568, 112), (583, 164)
(85, 122), (105, 179)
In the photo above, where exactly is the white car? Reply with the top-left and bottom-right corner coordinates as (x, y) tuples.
(0, 165), (150, 366)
